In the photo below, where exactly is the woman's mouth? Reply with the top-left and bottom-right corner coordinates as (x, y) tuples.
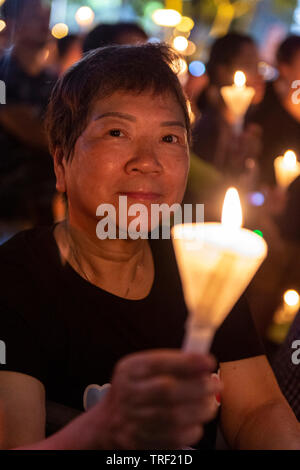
(118, 191), (163, 202)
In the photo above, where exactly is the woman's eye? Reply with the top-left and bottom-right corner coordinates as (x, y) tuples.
(162, 134), (179, 143)
(109, 129), (124, 137)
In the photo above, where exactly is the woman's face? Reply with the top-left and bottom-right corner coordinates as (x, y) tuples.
(57, 90), (190, 234)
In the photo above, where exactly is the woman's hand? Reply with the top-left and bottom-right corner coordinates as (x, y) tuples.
(93, 349), (221, 450)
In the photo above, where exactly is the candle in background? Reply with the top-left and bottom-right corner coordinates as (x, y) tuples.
(283, 289), (300, 317)
(267, 289), (300, 345)
(172, 188), (268, 353)
(274, 150), (300, 189)
(220, 71), (255, 134)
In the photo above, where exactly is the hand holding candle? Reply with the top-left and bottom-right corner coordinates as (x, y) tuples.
(221, 71), (255, 134)
(274, 150), (300, 189)
(172, 188), (268, 353)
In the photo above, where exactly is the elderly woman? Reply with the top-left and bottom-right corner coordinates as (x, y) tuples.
(0, 44), (299, 450)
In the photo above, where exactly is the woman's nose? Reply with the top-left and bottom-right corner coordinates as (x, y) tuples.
(125, 144), (163, 175)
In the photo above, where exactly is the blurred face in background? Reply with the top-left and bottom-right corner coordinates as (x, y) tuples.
(14, 0), (50, 49)
(278, 50), (300, 85)
(218, 42), (265, 105)
(116, 31), (148, 46)
(59, 39), (83, 75)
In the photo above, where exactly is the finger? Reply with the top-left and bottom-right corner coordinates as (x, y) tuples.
(125, 375), (222, 407)
(116, 349), (216, 381)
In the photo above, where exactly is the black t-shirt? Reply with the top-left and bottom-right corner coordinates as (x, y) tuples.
(0, 226), (264, 449)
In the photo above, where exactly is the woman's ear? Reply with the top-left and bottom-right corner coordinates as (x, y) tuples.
(53, 148), (67, 193)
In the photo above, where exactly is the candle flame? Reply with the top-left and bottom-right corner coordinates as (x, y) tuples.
(283, 150), (297, 169)
(234, 71), (246, 88)
(221, 188), (243, 229)
(284, 289), (300, 307)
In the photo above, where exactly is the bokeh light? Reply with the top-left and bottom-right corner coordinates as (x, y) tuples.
(51, 23), (69, 39)
(0, 19), (6, 33)
(249, 192), (265, 207)
(284, 289), (300, 307)
(173, 36), (188, 52)
(189, 60), (206, 77)
(75, 6), (95, 27)
(183, 41), (196, 56)
(176, 16), (194, 33)
(258, 61), (278, 81)
(152, 9), (182, 27)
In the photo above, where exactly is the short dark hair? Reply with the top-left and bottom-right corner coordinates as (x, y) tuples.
(206, 32), (255, 83)
(83, 22), (148, 53)
(277, 35), (300, 65)
(45, 43), (191, 162)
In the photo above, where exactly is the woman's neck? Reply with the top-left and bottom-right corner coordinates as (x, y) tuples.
(54, 220), (154, 300)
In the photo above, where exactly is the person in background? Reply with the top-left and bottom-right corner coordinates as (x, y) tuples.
(272, 178), (300, 407)
(275, 175), (300, 305)
(250, 35), (300, 186)
(56, 34), (82, 76)
(192, 33), (264, 180)
(82, 22), (148, 53)
(0, 0), (57, 239)
(246, 37), (300, 337)
(272, 308), (300, 421)
(276, 175), (300, 243)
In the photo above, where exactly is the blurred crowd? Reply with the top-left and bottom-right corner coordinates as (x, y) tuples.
(0, 0), (299, 357)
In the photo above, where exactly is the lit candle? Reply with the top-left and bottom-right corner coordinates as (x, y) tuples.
(172, 188), (268, 353)
(274, 150), (300, 189)
(283, 289), (300, 319)
(220, 71), (255, 134)
(267, 289), (300, 344)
